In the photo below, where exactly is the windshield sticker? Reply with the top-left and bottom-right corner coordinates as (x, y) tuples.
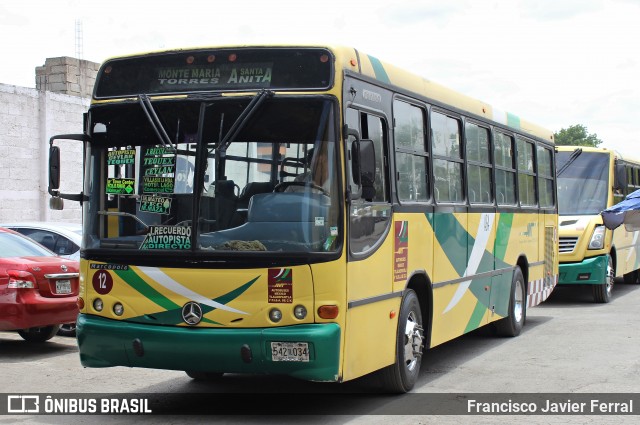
(142, 147), (177, 193)
(140, 195), (172, 215)
(140, 225), (191, 250)
(143, 176), (174, 194)
(315, 217), (325, 226)
(394, 221), (409, 283)
(268, 268), (293, 304)
(107, 149), (136, 165)
(106, 177), (135, 195)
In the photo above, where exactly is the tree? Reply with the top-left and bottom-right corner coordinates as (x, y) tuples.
(554, 124), (603, 147)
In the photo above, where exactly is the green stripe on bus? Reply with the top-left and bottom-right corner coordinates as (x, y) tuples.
(427, 213), (470, 277)
(507, 113), (521, 130)
(367, 55), (390, 84)
(115, 268), (180, 311)
(494, 213), (514, 261)
(465, 300), (487, 333)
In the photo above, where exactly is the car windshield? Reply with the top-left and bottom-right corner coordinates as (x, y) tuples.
(84, 96), (341, 256)
(0, 232), (55, 258)
(556, 150), (609, 215)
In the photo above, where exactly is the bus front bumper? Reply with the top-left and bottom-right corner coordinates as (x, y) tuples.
(559, 255), (608, 285)
(76, 314), (341, 382)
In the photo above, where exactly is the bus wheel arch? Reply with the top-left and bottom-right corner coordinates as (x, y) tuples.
(593, 254), (614, 303)
(379, 288), (424, 393)
(495, 257), (527, 337)
(406, 272), (432, 349)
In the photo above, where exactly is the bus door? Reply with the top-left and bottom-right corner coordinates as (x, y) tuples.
(342, 106), (395, 380)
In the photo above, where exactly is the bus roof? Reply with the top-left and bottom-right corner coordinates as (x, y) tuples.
(97, 44), (555, 143)
(556, 145), (640, 164)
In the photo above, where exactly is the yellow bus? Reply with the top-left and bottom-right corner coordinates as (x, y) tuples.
(556, 146), (640, 302)
(48, 45), (558, 392)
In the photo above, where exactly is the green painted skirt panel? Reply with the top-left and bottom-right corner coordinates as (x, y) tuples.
(77, 314), (341, 382)
(559, 255), (608, 285)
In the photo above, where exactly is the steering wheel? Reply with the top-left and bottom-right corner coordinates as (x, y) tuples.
(273, 181), (329, 196)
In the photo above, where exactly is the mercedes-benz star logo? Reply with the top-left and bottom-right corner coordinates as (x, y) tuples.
(181, 301), (203, 325)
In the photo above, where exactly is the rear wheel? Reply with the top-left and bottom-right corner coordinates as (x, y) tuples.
(593, 256), (614, 303)
(495, 266), (526, 337)
(623, 270), (638, 284)
(18, 325), (60, 343)
(379, 289), (424, 393)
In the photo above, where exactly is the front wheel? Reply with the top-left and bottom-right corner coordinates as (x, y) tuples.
(379, 289), (424, 393)
(495, 267), (526, 337)
(18, 325), (60, 343)
(593, 256), (614, 303)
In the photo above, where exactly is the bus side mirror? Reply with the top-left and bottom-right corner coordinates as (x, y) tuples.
(614, 162), (627, 192)
(49, 146), (61, 193)
(49, 146), (63, 210)
(48, 133), (90, 207)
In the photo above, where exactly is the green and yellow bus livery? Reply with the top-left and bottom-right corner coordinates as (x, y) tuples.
(50, 45), (558, 392)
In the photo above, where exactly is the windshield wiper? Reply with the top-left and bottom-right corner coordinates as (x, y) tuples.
(216, 89), (274, 152)
(557, 148), (583, 177)
(138, 94), (177, 152)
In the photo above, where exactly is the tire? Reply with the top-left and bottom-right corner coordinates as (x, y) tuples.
(57, 323), (77, 337)
(495, 267), (526, 337)
(18, 325), (60, 343)
(593, 256), (614, 303)
(185, 371), (224, 381)
(379, 289), (424, 393)
(623, 270), (638, 285)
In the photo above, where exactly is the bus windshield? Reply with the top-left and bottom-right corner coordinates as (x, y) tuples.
(556, 150), (609, 215)
(85, 96), (341, 256)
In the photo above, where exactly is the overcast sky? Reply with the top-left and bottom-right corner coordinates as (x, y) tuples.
(2, 0), (638, 157)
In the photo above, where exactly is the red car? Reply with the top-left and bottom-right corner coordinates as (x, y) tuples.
(0, 227), (79, 342)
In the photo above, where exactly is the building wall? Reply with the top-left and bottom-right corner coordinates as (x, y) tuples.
(0, 57), (98, 224)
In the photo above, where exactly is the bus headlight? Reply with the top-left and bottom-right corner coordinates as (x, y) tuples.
(93, 298), (103, 312)
(113, 302), (124, 316)
(294, 305), (307, 320)
(269, 308), (282, 323)
(588, 225), (606, 250)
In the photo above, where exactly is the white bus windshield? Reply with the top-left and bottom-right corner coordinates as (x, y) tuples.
(84, 96), (341, 255)
(556, 150), (609, 215)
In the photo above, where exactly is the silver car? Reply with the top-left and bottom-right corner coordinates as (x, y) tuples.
(0, 221), (82, 336)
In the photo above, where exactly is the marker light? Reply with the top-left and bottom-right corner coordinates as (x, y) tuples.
(93, 298), (103, 312)
(320, 54), (329, 63)
(186, 56), (195, 64)
(269, 308), (282, 323)
(228, 53), (237, 62)
(207, 55), (216, 63)
(318, 305), (339, 319)
(588, 225), (606, 250)
(294, 305), (307, 320)
(113, 303), (124, 316)
(77, 297), (85, 310)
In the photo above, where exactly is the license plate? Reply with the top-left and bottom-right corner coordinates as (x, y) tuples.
(271, 342), (310, 362)
(55, 279), (72, 294)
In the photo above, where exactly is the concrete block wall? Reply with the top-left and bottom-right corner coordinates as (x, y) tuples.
(0, 84), (89, 224)
(36, 57), (100, 98)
